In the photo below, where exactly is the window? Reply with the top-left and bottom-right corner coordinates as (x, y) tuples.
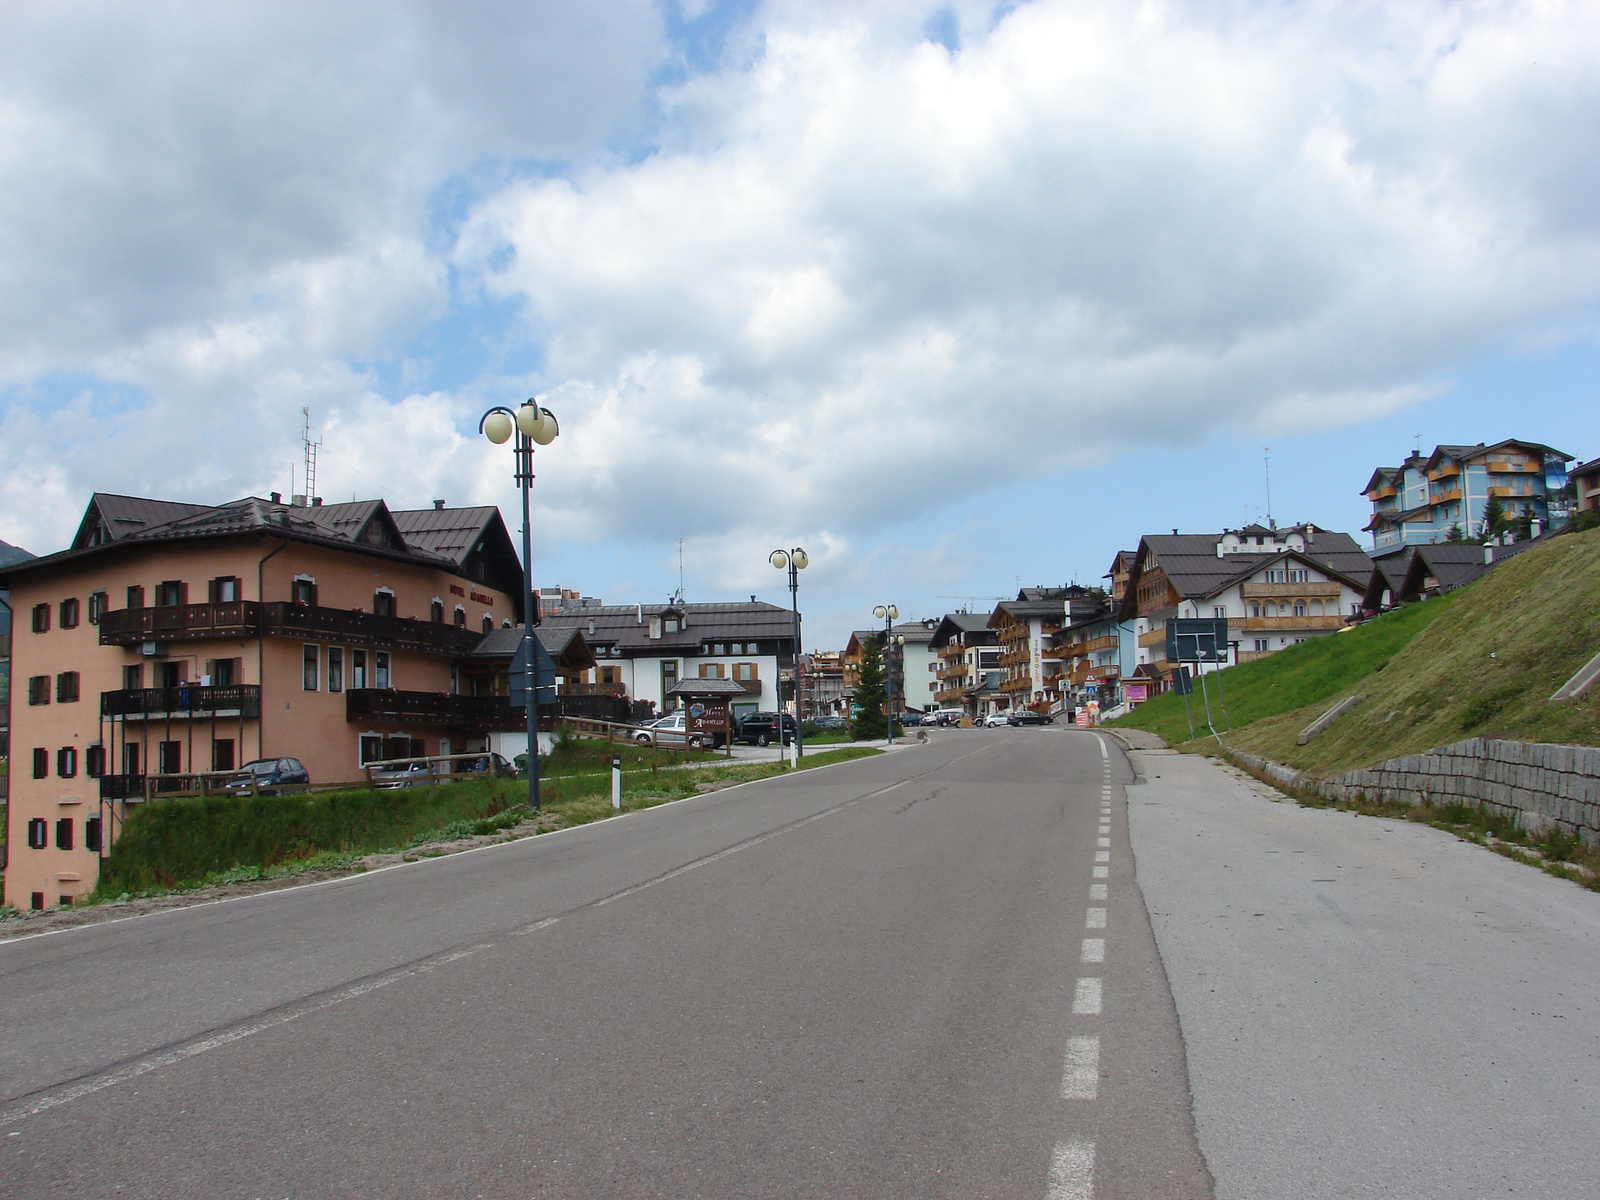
(352, 650), (368, 689)
(155, 580), (185, 607)
(1287, 569), (1309, 583)
(327, 648), (343, 693)
(1213, 606), (1227, 619)
(31, 603), (49, 633)
(32, 747), (49, 778)
(1250, 603), (1262, 618)
(661, 660), (678, 708)
(208, 657), (237, 686)
(212, 739), (235, 771)
(733, 662), (758, 681)
(374, 651), (390, 689)
(60, 598), (80, 628)
(698, 663), (725, 678)
(303, 644), (320, 691)
(360, 735), (384, 765)
(126, 585), (145, 610)
(30, 893), (44, 911)
(27, 818), (48, 849)
(86, 745), (106, 777)
(123, 743), (140, 775)
(85, 817), (103, 853)
(209, 576), (240, 603)
(55, 818), (74, 851)
(373, 590), (395, 617)
(157, 661), (183, 688)
(431, 599), (444, 623)
(1293, 602), (1307, 617)
(57, 747), (77, 777)
(158, 741), (182, 774)
(453, 606), (466, 628)
(56, 672), (80, 703)
(88, 591), (107, 624)
(483, 614), (493, 634)
(292, 578), (317, 606)
(28, 675), (49, 705)
(600, 665), (619, 685)
(124, 663), (144, 690)
(713, 644), (727, 655)
(664, 618), (680, 633)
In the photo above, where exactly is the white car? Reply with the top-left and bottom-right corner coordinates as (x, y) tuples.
(982, 712), (1011, 727)
(633, 713), (713, 749)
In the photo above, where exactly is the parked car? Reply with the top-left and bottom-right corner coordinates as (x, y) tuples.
(456, 752), (517, 779)
(899, 711), (926, 726)
(981, 712), (1011, 727)
(228, 757), (310, 793)
(933, 710), (965, 726)
(634, 713), (723, 749)
(1006, 709), (1053, 726)
(814, 715), (849, 730)
(734, 711), (798, 746)
(370, 760), (434, 789)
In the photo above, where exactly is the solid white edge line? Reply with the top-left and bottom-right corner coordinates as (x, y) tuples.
(1, 740), (923, 949)
(1060, 1036), (1100, 1100)
(0, 943), (491, 1126)
(1047, 1139), (1096, 1200)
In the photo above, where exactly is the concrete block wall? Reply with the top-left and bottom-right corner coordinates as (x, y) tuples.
(1229, 738), (1600, 845)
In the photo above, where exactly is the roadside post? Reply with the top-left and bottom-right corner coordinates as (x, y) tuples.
(611, 753), (622, 810)
(1172, 665), (1195, 740)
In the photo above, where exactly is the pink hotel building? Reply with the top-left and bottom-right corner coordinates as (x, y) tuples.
(1, 492), (529, 910)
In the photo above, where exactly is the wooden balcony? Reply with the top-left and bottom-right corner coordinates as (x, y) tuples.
(998, 647), (1030, 667)
(1430, 487), (1463, 504)
(1366, 484), (1398, 499)
(1241, 615), (1345, 631)
(1241, 582), (1342, 599)
(99, 601), (484, 656)
(1137, 627), (1167, 648)
(569, 682), (629, 696)
(1487, 485), (1534, 499)
(101, 684), (261, 720)
(1486, 460), (1538, 473)
(1076, 634), (1118, 654)
(937, 664), (968, 681)
(1426, 464), (1460, 481)
(998, 674), (1033, 694)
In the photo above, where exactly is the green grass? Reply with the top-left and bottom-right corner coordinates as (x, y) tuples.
(1108, 594), (1456, 748)
(86, 744), (883, 903)
(1219, 527), (1600, 774)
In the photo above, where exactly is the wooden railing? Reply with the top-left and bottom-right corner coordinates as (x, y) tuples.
(1241, 582), (1342, 599)
(346, 689), (523, 730)
(101, 684), (262, 719)
(99, 601), (483, 655)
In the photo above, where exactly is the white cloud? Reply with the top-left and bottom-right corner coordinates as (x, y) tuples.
(460, 0), (1600, 545)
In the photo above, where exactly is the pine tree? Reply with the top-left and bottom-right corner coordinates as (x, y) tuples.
(1480, 494), (1507, 541)
(850, 636), (888, 741)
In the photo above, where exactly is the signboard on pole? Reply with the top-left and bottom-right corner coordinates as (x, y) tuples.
(1165, 618), (1231, 664)
(686, 699), (729, 736)
(1171, 665), (1193, 695)
(509, 636), (557, 707)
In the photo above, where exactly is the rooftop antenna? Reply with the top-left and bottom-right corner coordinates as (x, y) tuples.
(300, 407), (322, 503)
(1263, 446), (1274, 531)
(674, 538), (685, 604)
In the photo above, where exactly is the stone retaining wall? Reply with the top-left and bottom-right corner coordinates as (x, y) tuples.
(1229, 738), (1600, 845)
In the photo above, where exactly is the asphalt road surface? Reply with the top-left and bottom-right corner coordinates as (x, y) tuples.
(3, 730), (1595, 1198)
(1, 730), (1208, 1199)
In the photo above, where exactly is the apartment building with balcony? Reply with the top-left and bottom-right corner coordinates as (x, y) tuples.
(928, 613), (1000, 718)
(1572, 457), (1600, 515)
(1364, 440), (1574, 552)
(1, 491), (530, 910)
(1043, 590), (1124, 714)
(1116, 524), (1373, 693)
(538, 600), (796, 728)
(1, 538), (31, 801)
(842, 619), (941, 714)
(987, 587), (1094, 713)
(799, 650), (845, 720)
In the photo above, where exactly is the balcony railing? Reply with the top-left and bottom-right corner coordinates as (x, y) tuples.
(1241, 615), (1345, 631)
(1240, 582), (1343, 599)
(346, 689), (524, 730)
(101, 684), (262, 719)
(99, 601), (484, 655)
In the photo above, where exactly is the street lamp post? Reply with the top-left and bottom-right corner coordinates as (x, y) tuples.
(872, 604), (901, 746)
(480, 399), (559, 811)
(769, 547), (808, 764)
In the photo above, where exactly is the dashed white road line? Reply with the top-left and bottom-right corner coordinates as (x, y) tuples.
(1047, 1139), (1096, 1200)
(1094, 850), (1110, 863)
(1085, 907), (1107, 929)
(1088, 884), (1107, 901)
(1072, 977), (1103, 1015)
(1080, 937), (1105, 963)
(1092, 865), (1108, 879)
(1060, 1036), (1101, 1100)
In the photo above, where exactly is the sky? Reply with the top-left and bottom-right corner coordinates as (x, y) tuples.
(1, 0), (1596, 649)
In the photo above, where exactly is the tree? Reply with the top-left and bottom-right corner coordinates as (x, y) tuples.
(850, 636), (888, 741)
(1444, 522), (1464, 543)
(1480, 494), (1507, 541)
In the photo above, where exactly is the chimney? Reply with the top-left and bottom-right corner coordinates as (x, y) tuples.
(312, 497), (322, 507)
(270, 492), (282, 503)
(291, 494), (308, 507)
(1484, 545), (1495, 565)
(1531, 518), (1542, 538)
(434, 499), (445, 510)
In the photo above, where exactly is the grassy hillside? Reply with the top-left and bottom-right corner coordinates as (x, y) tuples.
(1106, 595), (1456, 749)
(1218, 528), (1600, 773)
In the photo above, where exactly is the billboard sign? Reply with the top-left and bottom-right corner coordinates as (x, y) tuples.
(686, 699), (729, 735)
(1165, 618), (1230, 664)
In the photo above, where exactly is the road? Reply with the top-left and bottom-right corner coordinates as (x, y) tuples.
(2, 729), (1595, 1198)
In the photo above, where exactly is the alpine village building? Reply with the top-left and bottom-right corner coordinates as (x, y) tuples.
(1, 491), (545, 910)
